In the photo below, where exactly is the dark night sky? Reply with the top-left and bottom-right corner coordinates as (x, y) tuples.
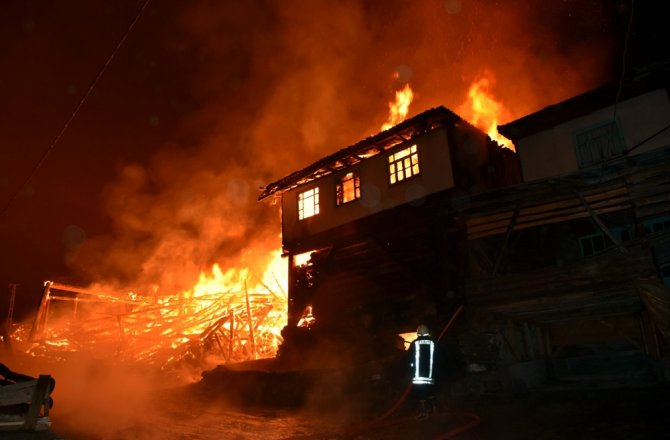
(0, 0), (666, 319)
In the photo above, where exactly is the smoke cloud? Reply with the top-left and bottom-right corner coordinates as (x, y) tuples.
(1, 2), (630, 438)
(65, 0), (621, 294)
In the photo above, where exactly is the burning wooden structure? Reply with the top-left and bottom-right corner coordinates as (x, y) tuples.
(25, 279), (286, 372)
(261, 65), (670, 391)
(259, 106), (520, 367)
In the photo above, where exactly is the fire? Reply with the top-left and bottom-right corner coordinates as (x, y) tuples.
(15, 248), (288, 378)
(461, 75), (515, 151)
(381, 83), (414, 131)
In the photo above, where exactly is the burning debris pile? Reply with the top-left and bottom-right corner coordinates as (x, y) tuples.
(13, 251), (288, 375)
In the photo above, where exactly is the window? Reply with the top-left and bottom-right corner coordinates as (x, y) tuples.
(643, 215), (670, 235)
(579, 232), (608, 257)
(336, 172), (361, 205)
(578, 225), (632, 257)
(298, 187), (319, 220)
(660, 264), (670, 288)
(574, 121), (625, 167)
(388, 145), (420, 184)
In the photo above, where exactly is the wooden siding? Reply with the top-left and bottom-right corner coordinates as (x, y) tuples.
(465, 146), (670, 240)
(465, 248), (655, 323)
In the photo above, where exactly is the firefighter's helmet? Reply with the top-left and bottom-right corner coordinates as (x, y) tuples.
(417, 324), (431, 337)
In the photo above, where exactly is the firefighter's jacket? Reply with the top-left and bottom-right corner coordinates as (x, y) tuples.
(408, 335), (436, 385)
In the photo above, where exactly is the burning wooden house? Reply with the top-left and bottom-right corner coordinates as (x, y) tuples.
(259, 106), (520, 367)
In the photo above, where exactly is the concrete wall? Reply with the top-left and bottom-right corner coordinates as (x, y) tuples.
(517, 88), (670, 182)
(281, 127), (454, 245)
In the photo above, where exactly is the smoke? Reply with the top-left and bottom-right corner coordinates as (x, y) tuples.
(2, 348), (159, 440)
(0, 2), (629, 438)
(66, 0), (622, 294)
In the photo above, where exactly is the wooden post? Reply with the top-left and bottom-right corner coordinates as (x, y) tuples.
(29, 282), (52, 342)
(116, 314), (125, 342)
(7, 283), (18, 328)
(244, 281), (257, 360)
(271, 272), (288, 299)
(229, 311), (235, 360)
(212, 331), (226, 359)
(23, 375), (52, 430)
(575, 190), (626, 252)
(493, 201), (521, 275)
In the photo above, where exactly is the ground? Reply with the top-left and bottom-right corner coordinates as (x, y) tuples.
(18, 382), (664, 440)
(2, 359), (668, 440)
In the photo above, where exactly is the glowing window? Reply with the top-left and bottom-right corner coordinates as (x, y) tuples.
(336, 172), (361, 205)
(388, 145), (420, 184)
(298, 187), (319, 220)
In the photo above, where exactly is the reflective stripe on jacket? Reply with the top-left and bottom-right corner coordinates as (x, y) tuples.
(410, 337), (435, 385)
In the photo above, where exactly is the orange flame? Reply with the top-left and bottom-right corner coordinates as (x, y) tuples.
(462, 75), (515, 151)
(381, 83), (414, 131)
(15, 248), (288, 377)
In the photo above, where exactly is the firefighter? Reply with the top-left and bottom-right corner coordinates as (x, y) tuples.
(408, 324), (436, 418)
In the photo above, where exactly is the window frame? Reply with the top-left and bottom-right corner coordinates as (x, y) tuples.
(335, 171), (361, 206)
(388, 144), (420, 185)
(573, 120), (625, 168)
(297, 187), (320, 220)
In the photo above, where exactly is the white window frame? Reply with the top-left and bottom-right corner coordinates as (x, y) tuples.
(388, 144), (420, 184)
(298, 187), (319, 220)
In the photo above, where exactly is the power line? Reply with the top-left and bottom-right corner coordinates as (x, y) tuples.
(0, 0), (151, 221)
(613, 0), (635, 122)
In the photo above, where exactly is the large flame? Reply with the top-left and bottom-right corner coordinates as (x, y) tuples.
(16, 248), (288, 379)
(461, 74), (515, 151)
(14, 73), (514, 379)
(381, 83), (414, 131)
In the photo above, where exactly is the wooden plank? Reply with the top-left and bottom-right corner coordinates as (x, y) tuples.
(468, 204), (631, 239)
(493, 202), (521, 275)
(575, 191), (624, 250)
(470, 196), (631, 236)
(0, 376), (52, 431)
(28, 283), (51, 342)
(625, 164), (670, 184)
(628, 174), (670, 190)
(466, 250), (655, 304)
(630, 191), (670, 207)
(466, 185), (629, 227)
(467, 193), (630, 234)
(0, 380), (37, 406)
(244, 282), (257, 360)
(631, 187), (670, 200)
(635, 201), (670, 219)
(23, 375), (51, 430)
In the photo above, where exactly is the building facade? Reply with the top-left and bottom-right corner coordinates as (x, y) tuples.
(259, 106), (519, 366)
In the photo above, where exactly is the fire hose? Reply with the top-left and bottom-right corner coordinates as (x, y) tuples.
(319, 304), (481, 440)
